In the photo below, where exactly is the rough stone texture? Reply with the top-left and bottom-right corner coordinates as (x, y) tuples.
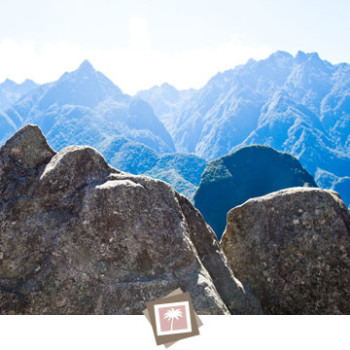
(0, 125), (260, 315)
(222, 187), (350, 314)
(175, 193), (261, 314)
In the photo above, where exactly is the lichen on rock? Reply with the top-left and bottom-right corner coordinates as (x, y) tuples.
(222, 187), (350, 314)
(0, 125), (260, 315)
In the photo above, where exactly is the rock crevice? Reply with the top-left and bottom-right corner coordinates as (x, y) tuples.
(0, 125), (260, 315)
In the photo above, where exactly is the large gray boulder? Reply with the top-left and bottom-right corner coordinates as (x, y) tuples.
(222, 187), (350, 314)
(0, 125), (260, 315)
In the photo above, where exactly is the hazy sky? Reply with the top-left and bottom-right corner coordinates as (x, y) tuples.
(0, 0), (349, 94)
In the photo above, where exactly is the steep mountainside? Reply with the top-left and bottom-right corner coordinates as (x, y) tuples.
(316, 169), (350, 208)
(136, 83), (194, 127)
(0, 62), (206, 198)
(147, 51), (350, 205)
(2, 52), (349, 204)
(0, 79), (39, 137)
(102, 136), (206, 201)
(0, 61), (175, 154)
(194, 145), (317, 238)
(0, 78), (38, 110)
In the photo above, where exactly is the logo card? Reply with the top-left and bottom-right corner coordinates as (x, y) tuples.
(144, 289), (201, 346)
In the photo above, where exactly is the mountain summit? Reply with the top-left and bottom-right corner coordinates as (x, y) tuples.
(0, 61), (175, 155)
(77, 59), (95, 72)
(0, 78), (38, 110)
(36, 60), (124, 109)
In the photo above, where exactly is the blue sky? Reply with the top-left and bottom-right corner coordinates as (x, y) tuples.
(0, 0), (349, 93)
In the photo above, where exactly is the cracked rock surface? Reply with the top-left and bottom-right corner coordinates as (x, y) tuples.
(0, 125), (260, 315)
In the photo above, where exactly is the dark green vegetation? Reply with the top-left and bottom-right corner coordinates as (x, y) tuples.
(142, 51), (350, 207)
(103, 136), (206, 201)
(194, 145), (317, 238)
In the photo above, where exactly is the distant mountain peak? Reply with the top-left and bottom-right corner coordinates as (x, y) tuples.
(20, 79), (38, 89)
(22, 79), (36, 84)
(270, 51), (293, 59)
(160, 82), (175, 89)
(296, 50), (307, 60)
(36, 59), (125, 110)
(295, 51), (321, 63)
(159, 82), (179, 94)
(4, 78), (15, 83)
(0, 78), (17, 88)
(277, 50), (292, 56)
(77, 60), (96, 73)
(140, 82), (177, 95)
(0, 78), (38, 90)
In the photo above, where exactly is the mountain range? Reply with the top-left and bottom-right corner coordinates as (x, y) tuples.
(139, 51), (350, 207)
(0, 51), (350, 207)
(0, 60), (174, 153)
(0, 61), (204, 199)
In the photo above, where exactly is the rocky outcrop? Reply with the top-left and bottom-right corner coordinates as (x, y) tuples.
(194, 145), (317, 239)
(0, 125), (260, 315)
(221, 187), (350, 314)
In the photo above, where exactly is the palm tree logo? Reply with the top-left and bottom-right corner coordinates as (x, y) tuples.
(163, 307), (183, 331)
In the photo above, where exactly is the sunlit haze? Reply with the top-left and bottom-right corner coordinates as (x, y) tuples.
(0, 0), (349, 94)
